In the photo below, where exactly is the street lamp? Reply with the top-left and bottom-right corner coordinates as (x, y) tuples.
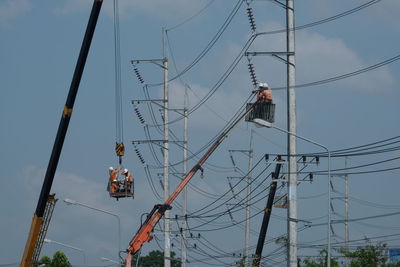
(43, 238), (86, 265)
(63, 198), (121, 264)
(100, 257), (119, 266)
(253, 119), (332, 267)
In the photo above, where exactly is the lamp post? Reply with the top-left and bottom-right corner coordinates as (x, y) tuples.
(63, 198), (121, 264)
(44, 238), (86, 265)
(253, 119), (332, 267)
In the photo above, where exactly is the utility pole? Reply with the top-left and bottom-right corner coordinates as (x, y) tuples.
(162, 28), (171, 267)
(344, 157), (349, 266)
(244, 2), (297, 265)
(244, 130), (254, 267)
(286, 1), (298, 267)
(181, 88), (188, 267)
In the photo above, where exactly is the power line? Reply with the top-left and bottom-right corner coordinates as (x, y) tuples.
(256, 0), (382, 36)
(167, 0), (216, 31)
(148, 0), (244, 87)
(273, 54), (400, 90)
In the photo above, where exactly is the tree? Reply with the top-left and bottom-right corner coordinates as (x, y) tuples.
(36, 251), (71, 267)
(302, 249), (339, 267)
(133, 250), (181, 267)
(37, 255), (51, 267)
(51, 251), (72, 267)
(302, 241), (390, 267)
(339, 242), (387, 267)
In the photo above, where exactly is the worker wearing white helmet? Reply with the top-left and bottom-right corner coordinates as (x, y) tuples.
(256, 82), (272, 102)
(121, 168), (133, 192)
(108, 166), (121, 193)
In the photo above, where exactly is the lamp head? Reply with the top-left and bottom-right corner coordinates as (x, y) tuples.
(63, 198), (77, 205)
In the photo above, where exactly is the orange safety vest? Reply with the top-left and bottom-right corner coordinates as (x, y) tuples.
(257, 89), (272, 101)
(124, 172), (133, 182)
(109, 169), (120, 182)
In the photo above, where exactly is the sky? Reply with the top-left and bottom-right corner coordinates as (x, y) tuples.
(1, 0), (400, 266)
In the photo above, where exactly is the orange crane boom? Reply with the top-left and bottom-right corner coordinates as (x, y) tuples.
(125, 101), (256, 262)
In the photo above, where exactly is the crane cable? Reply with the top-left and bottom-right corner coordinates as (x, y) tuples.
(114, 0), (124, 166)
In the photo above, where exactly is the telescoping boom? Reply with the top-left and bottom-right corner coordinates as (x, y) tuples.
(21, 1), (103, 266)
(124, 102), (257, 265)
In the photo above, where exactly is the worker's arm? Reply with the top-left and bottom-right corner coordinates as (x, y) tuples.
(112, 169), (121, 176)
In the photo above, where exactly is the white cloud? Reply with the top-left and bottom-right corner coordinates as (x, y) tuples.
(296, 30), (396, 93)
(167, 81), (252, 130)
(255, 21), (396, 94)
(0, 0), (29, 26)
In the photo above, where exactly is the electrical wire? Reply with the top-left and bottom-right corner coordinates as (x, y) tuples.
(256, 0), (382, 37)
(273, 54), (400, 90)
(148, 0), (244, 87)
(167, 0), (216, 31)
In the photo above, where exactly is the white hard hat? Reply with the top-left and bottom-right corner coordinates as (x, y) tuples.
(258, 82), (269, 89)
(109, 167), (114, 171)
(123, 168), (128, 174)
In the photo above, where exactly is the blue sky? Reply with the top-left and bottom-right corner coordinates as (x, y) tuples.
(1, 0), (400, 266)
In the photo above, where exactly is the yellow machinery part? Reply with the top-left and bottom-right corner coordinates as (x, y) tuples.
(116, 142), (125, 157)
(21, 215), (43, 267)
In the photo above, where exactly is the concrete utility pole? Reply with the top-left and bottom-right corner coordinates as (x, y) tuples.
(162, 28), (171, 267)
(286, 1), (298, 267)
(244, 130), (254, 267)
(181, 88), (189, 267)
(344, 157), (349, 267)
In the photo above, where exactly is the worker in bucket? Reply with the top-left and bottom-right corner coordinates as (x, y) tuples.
(121, 168), (133, 192)
(256, 82), (272, 102)
(108, 167), (121, 193)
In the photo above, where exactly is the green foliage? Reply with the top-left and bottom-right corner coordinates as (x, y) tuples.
(339, 242), (387, 267)
(51, 251), (72, 267)
(302, 242), (390, 267)
(37, 251), (71, 267)
(235, 256), (246, 267)
(302, 249), (339, 267)
(36, 255), (51, 267)
(133, 250), (181, 267)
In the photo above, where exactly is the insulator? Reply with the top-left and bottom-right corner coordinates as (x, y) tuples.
(315, 156), (320, 164)
(309, 173), (314, 182)
(134, 107), (146, 124)
(246, 8), (256, 32)
(228, 180), (236, 199)
(302, 155), (307, 163)
(265, 154), (269, 161)
(227, 209), (234, 221)
(133, 67), (145, 84)
(159, 110), (165, 122)
(248, 63), (258, 87)
(134, 147), (146, 164)
(159, 180), (164, 189)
